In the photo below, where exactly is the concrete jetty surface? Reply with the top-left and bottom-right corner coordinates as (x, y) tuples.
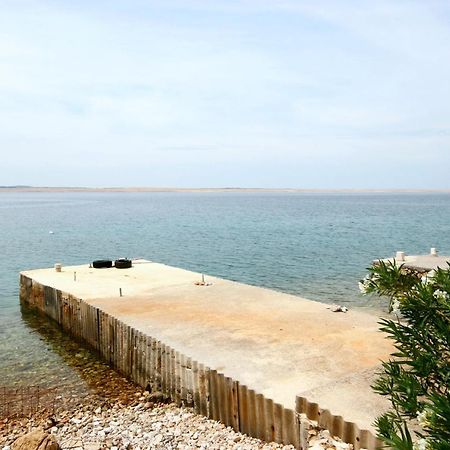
(21, 260), (392, 432)
(380, 254), (450, 272)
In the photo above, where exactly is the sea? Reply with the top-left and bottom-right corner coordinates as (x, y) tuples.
(1, 191), (450, 390)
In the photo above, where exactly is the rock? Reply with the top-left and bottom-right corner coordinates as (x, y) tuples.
(328, 305), (348, 313)
(147, 391), (165, 403)
(11, 430), (59, 450)
(97, 430), (105, 439)
(83, 445), (99, 450)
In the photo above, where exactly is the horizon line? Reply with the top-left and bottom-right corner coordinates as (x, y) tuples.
(1, 186), (450, 193)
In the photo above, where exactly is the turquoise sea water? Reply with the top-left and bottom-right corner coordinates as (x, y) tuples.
(1, 192), (450, 387)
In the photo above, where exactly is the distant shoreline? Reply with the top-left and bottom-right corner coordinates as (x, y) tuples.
(1, 186), (450, 193)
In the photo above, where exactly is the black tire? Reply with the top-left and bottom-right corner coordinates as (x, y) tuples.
(93, 259), (113, 269)
(115, 258), (132, 269)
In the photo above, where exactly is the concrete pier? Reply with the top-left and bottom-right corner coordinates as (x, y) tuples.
(20, 260), (392, 449)
(380, 253), (450, 272)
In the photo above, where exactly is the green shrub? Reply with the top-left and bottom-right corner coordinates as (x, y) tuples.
(359, 261), (450, 450)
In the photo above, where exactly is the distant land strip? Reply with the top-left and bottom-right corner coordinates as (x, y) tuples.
(1, 186), (450, 193)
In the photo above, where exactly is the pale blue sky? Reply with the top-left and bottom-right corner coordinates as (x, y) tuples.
(1, 0), (450, 188)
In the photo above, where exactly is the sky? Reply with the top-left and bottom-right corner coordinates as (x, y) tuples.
(1, 0), (450, 188)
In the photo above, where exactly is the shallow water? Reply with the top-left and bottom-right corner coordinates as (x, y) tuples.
(1, 192), (450, 387)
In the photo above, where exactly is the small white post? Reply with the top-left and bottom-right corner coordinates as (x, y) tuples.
(54, 263), (61, 272)
(395, 251), (405, 261)
(430, 247), (438, 256)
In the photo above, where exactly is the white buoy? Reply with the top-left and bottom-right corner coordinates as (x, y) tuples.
(49, 231), (54, 234)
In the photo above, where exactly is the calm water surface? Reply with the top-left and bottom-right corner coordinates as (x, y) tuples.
(1, 192), (450, 387)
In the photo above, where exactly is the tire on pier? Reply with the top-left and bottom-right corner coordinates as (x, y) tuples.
(92, 259), (113, 269)
(115, 258), (132, 269)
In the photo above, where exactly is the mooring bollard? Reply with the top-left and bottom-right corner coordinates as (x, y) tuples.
(395, 251), (405, 261)
(54, 263), (61, 272)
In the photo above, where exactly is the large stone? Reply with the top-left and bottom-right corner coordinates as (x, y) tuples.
(12, 430), (59, 450)
(147, 391), (166, 403)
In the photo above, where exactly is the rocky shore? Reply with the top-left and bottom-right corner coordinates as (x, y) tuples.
(1, 325), (353, 450)
(1, 388), (352, 450)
